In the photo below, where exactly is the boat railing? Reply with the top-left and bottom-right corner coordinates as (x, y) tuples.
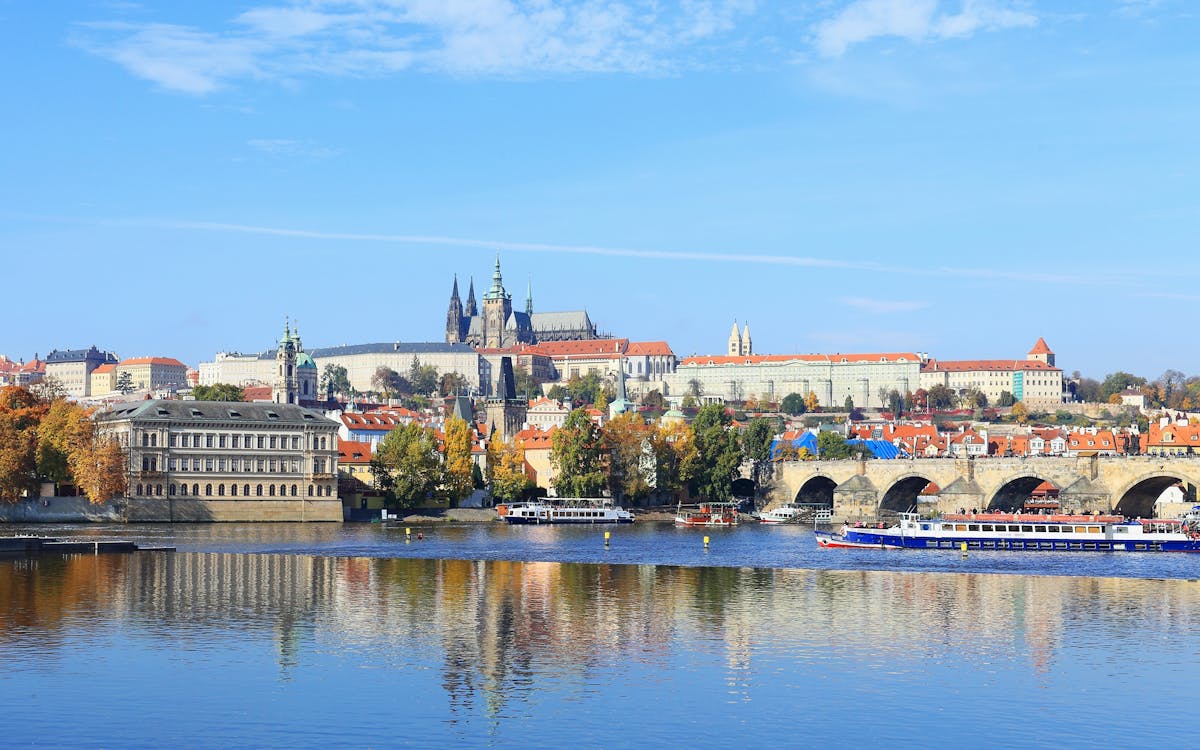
(942, 512), (1123, 524)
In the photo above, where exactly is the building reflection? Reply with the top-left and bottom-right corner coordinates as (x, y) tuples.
(2, 553), (1199, 712)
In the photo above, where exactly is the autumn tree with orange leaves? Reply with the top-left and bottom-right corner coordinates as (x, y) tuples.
(0, 386), (126, 503)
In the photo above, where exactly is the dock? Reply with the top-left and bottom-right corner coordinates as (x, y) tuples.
(0, 536), (175, 557)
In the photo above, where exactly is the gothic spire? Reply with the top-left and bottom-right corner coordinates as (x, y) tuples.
(525, 275), (534, 317)
(485, 253), (507, 300)
(465, 277), (478, 316)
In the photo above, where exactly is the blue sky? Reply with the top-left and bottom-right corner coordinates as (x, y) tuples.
(2, 1), (1198, 379)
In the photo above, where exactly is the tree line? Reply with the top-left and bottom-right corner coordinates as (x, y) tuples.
(0, 386), (127, 503)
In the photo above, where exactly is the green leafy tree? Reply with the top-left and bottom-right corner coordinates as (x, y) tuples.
(690, 404), (742, 502)
(471, 462), (485, 490)
(640, 389), (666, 411)
(816, 430), (859, 459)
(320, 364), (353, 398)
(192, 383), (245, 402)
(843, 395), (854, 411)
(408, 356), (440, 395)
(1098, 371), (1147, 402)
(997, 390), (1016, 408)
(741, 417), (777, 489)
(601, 412), (653, 503)
(550, 408), (605, 497)
(370, 423), (444, 508)
(887, 389), (904, 417)
(487, 433), (532, 503)
(372, 367), (410, 400)
(926, 384), (955, 410)
(565, 371), (604, 405)
(546, 384), (568, 402)
(780, 392), (806, 416)
(115, 372), (135, 395)
(512, 365), (540, 400)
(439, 371), (466, 397)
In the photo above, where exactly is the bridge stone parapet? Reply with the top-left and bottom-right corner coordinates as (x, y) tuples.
(767, 455), (1200, 521)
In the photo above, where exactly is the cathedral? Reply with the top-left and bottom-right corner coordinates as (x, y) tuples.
(445, 257), (601, 349)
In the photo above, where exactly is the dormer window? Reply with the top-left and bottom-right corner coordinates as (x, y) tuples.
(228, 410), (242, 418)
(190, 409), (203, 417)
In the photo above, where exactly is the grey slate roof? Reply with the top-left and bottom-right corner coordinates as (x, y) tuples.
(46, 347), (118, 364)
(530, 311), (593, 332)
(97, 399), (337, 427)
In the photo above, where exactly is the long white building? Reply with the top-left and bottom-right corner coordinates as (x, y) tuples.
(666, 352), (922, 408)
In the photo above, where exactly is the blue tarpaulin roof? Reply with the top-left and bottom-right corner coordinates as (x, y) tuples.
(770, 433), (907, 460)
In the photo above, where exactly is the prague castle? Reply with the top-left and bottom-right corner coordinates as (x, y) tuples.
(445, 257), (600, 349)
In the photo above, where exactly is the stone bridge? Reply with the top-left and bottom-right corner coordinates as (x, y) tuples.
(760, 456), (1200, 520)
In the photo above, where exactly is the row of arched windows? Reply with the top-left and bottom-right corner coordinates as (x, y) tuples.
(134, 483), (334, 498)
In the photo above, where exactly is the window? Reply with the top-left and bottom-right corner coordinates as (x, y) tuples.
(169, 484), (176, 496)
(290, 485), (297, 497)
(232, 435), (240, 449)
(256, 484), (263, 497)
(136, 483), (143, 496)
(308, 485), (314, 496)
(150, 434), (157, 447)
(268, 484), (275, 497)
(179, 484), (187, 496)
(230, 484), (237, 497)
(218, 435), (226, 448)
(206, 435), (213, 448)
(244, 484), (250, 496)
(192, 483), (199, 496)
(193, 435), (201, 448)
(217, 484), (224, 496)
(257, 436), (265, 448)
(270, 436), (277, 449)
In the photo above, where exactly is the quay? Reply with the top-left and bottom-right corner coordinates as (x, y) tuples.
(0, 536), (175, 557)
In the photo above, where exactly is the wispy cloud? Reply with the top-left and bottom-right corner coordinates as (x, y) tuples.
(247, 138), (342, 159)
(840, 296), (930, 313)
(75, 1), (757, 94)
(51, 216), (1139, 289)
(812, 0), (1036, 58)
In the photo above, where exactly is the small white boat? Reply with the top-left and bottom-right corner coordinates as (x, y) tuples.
(757, 504), (800, 524)
(499, 501), (635, 525)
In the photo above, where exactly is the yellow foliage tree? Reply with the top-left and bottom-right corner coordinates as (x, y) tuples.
(441, 417), (474, 504)
(804, 391), (820, 413)
(1011, 401), (1029, 424)
(487, 433), (529, 504)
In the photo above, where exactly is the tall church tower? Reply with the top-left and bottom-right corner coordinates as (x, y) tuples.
(445, 276), (464, 343)
(273, 319), (299, 405)
(728, 321), (742, 356)
(741, 323), (752, 356)
(484, 357), (527, 443)
(525, 276), (534, 317)
(482, 255), (512, 350)
(464, 277), (478, 317)
(1028, 337), (1055, 367)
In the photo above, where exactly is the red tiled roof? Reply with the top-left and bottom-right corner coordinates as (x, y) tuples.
(1028, 337), (1053, 355)
(626, 341), (675, 357)
(530, 339), (629, 357)
(680, 352), (920, 367)
(120, 357), (188, 367)
(921, 359), (1060, 373)
(243, 386), (273, 402)
(338, 439), (373, 464)
(92, 363), (116, 374)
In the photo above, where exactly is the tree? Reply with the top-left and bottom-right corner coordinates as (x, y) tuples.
(192, 383), (245, 402)
(690, 404), (742, 502)
(546, 384), (568, 402)
(67, 414), (126, 503)
(1072, 376), (1101, 403)
(911, 388), (928, 411)
(594, 389), (610, 412)
(441, 417), (475, 504)
(741, 417), (777, 489)
(566, 371), (604, 406)
(997, 390), (1016, 408)
(780, 393), (806, 416)
(650, 421), (696, 500)
(36, 398), (77, 484)
(817, 430), (858, 459)
(0, 386), (47, 502)
(551, 408), (606, 498)
(512, 365), (540, 400)
(640, 389), (666, 411)
(439, 371), (467, 397)
(961, 388), (987, 410)
(844, 395), (854, 412)
(115, 372), (135, 395)
(408, 356), (439, 396)
(887, 389), (904, 417)
(320, 364), (352, 398)
(687, 378), (704, 399)
(1099, 371), (1146, 402)
(31, 376), (67, 401)
(602, 412), (654, 503)
(472, 462), (485, 490)
(804, 391), (820, 413)
(681, 394), (699, 410)
(370, 423), (444, 508)
(926, 384), (955, 410)
(1011, 401), (1029, 424)
(487, 433), (531, 503)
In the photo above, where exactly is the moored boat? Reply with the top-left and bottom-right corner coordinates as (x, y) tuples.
(501, 501), (635, 525)
(757, 504), (801, 524)
(675, 502), (739, 527)
(816, 511), (1200, 552)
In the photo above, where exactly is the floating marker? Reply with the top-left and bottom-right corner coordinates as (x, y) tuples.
(604, 531), (611, 547)
(405, 527), (411, 536)
(960, 541), (968, 556)
(703, 535), (710, 550)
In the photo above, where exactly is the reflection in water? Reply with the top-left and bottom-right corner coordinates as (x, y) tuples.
(2, 553), (1199, 747)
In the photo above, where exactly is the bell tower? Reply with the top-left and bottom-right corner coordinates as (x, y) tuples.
(273, 318), (299, 405)
(482, 255), (512, 349)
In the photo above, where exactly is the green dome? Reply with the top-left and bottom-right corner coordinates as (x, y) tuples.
(297, 352), (317, 369)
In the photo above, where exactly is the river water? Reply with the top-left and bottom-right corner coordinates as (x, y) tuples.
(2, 522), (1199, 748)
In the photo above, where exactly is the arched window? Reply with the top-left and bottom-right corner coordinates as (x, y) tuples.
(156, 484), (162, 496)
(180, 484), (187, 496)
(169, 484), (176, 496)
(150, 433), (157, 447)
(205, 484), (212, 496)
(290, 485), (297, 497)
(278, 484), (286, 496)
(269, 484), (275, 496)
(308, 485), (314, 496)
(217, 484), (224, 496)
(256, 484), (263, 497)
(136, 483), (143, 496)
(244, 484), (250, 497)
(230, 484), (237, 497)
(192, 483), (199, 496)
(141, 434), (149, 447)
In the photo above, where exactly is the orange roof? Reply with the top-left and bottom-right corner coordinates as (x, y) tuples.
(1028, 337), (1053, 355)
(626, 341), (675, 357)
(337, 439), (373, 464)
(92, 363), (116, 374)
(921, 359), (1059, 373)
(120, 357), (187, 367)
(530, 339), (629, 358)
(679, 352), (920, 367)
(515, 426), (557, 450)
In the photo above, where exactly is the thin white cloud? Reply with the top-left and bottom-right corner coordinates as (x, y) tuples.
(840, 296), (930, 313)
(246, 138), (342, 159)
(75, 1), (757, 94)
(812, 0), (1036, 58)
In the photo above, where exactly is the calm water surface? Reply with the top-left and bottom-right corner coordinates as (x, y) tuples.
(1, 524), (1199, 748)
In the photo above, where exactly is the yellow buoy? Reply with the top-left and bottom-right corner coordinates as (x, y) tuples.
(703, 535), (710, 549)
(960, 541), (968, 556)
(604, 531), (611, 547)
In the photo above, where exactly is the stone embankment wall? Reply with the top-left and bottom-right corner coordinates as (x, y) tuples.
(0, 497), (343, 523)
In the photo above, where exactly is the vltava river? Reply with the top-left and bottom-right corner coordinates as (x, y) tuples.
(1, 547), (1197, 748)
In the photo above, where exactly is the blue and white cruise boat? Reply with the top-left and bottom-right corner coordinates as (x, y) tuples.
(816, 512), (1200, 552)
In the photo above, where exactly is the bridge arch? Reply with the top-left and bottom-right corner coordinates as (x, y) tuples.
(879, 474), (935, 513)
(988, 475), (1059, 512)
(794, 475), (837, 507)
(731, 478), (757, 501)
(1113, 473), (1192, 519)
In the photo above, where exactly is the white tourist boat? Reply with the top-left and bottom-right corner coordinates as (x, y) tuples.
(757, 504), (801, 524)
(500, 501), (635, 525)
